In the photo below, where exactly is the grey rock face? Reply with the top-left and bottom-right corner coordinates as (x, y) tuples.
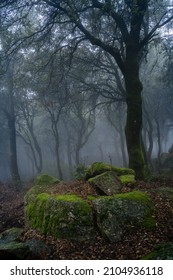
(92, 192), (154, 242)
(88, 171), (122, 195)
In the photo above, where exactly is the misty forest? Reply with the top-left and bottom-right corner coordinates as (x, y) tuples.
(1, 0), (173, 260)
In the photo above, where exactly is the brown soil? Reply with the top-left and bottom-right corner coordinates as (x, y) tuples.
(1, 177), (173, 259)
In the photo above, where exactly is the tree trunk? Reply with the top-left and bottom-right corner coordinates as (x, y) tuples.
(8, 115), (21, 185)
(75, 130), (83, 166)
(119, 126), (128, 167)
(145, 119), (154, 167)
(124, 47), (145, 179)
(54, 133), (63, 180)
(55, 140), (63, 180)
(75, 144), (80, 166)
(155, 118), (162, 173)
(67, 138), (73, 173)
(142, 102), (153, 166)
(30, 130), (43, 173)
(117, 107), (128, 167)
(6, 63), (21, 187)
(63, 120), (73, 173)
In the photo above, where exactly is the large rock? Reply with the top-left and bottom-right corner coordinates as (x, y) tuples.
(36, 174), (60, 185)
(85, 162), (135, 180)
(92, 191), (155, 242)
(25, 193), (95, 240)
(88, 171), (122, 195)
(0, 228), (29, 260)
(0, 228), (51, 259)
(0, 227), (23, 242)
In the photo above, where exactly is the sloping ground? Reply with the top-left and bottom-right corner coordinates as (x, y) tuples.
(0, 183), (25, 233)
(0, 178), (173, 259)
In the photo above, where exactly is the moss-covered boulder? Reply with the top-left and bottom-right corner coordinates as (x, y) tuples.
(88, 171), (122, 195)
(142, 243), (173, 260)
(25, 194), (95, 240)
(92, 191), (155, 242)
(85, 162), (135, 180)
(0, 228), (29, 260)
(36, 174), (60, 185)
(0, 228), (50, 259)
(0, 227), (23, 242)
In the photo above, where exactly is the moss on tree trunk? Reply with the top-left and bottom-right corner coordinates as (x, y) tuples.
(124, 46), (145, 179)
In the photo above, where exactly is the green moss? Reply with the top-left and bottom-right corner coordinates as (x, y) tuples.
(25, 193), (95, 240)
(25, 174), (60, 205)
(54, 194), (84, 202)
(24, 185), (49, 205)
(114, 191), (155, 229)
(85, 162), (135, 180)
(37, 193), (50, 200)
(87, 195), (98, 201)
(119, 174), (136, 184)
(114, 191), (150, 203)
(114, 168), (135, 176)
(143, 216), (156, 229)
(85, 162), (113, 180)
(25, 192), (49, 229)
(89, 191), (151, 204)
(129, 147), (145, 179)
(36, 174), (60, 185)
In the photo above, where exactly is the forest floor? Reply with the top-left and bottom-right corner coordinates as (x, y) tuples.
(1, 177), (173, 259)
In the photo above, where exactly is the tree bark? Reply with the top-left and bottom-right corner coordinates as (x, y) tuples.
(53, 127), (63, 180)
(155, 118), (162, 173)
(119, 126), (128, 167)
(55, 139), (63, 180)
(75, 136), (82, 165)
(29, 129), (43, 173)
(63, 120), (73, 173)
(5, 63), (21, 187)
(8, 115), (21, 185)
(124, 45), (145, 179)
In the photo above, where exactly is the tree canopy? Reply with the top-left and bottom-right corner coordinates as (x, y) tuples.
(1, 0), (173, 180)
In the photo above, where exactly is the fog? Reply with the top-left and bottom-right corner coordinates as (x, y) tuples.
(0, 99), (173, 183)
(0, 2), (173, 184)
